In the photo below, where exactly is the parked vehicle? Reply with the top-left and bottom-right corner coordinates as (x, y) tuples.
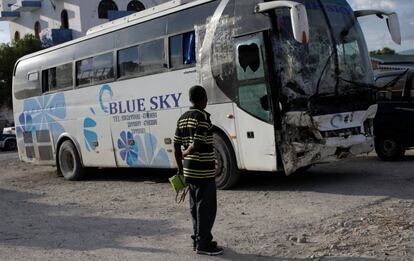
(374, 70), (414, 160)
(0, 130), (17, 151)
(2, 126), (16, 135)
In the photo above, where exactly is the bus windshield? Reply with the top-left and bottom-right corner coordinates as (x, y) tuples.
(273, 0), (372, 108)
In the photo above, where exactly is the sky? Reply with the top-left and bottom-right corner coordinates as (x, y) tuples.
(0, 0), (413, 52)
(347, 0), (414, 52)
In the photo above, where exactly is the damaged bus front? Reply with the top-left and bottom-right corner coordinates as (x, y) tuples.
(259, 0), (401, 174)
(204, 0), (402, 178)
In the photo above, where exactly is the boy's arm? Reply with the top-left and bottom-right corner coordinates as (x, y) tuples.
(183, 116), (208, 157)
(173, 127), (184, 175)
(182, 142), (201, 158)
(174, 143), (184, 175)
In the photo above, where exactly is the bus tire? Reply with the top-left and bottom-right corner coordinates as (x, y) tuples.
(214, 133), (239, 190)
(4, 139), (17, 151)
(375, 136), (405, 161)
(58, 140), (85, 180)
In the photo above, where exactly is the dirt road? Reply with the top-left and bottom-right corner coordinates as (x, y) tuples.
(0, 151), (413, 261)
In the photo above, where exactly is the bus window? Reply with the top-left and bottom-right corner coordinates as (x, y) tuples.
(118, 45), (139, 78)
(169, 31), (196, 68)
(169, 34), (182, 68)
(183, 31), (196, 65)
(236, 35), (269, 122)
(42, 63), (73, 93)
(27, 72), (39, 81)
(76, 52), (114, 87)
(92, 52), (114, 83)
(76, 58), (93, 86)
(138, 39), (165, 74)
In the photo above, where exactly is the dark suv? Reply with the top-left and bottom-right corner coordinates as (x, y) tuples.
(374, 70), (414, 161)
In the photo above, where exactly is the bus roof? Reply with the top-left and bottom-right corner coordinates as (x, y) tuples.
(16, 0), (215, 63)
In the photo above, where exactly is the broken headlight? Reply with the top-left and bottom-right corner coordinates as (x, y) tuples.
(363, 119), (374, 136)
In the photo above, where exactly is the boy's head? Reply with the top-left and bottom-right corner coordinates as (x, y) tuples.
(189, 85), (208, 109)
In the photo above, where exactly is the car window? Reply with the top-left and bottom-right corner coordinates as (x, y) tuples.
(375, 73), (407, 101)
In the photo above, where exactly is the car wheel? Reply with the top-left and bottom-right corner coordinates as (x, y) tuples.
(214, 133), (239, 190)
(58, 140), (85, 180)
(4, 139), (17, 151)
(375, 136), (405, 161)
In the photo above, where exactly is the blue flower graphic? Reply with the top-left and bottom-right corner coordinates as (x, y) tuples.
(118, 131), (138, 166)
(134, 133), (170, 167)
(84, 116), (98, 152)
(23, 93), (66, 143)
(16, 113), (34, 138)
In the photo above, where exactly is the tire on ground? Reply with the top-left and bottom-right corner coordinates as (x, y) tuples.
(375, 136), (405, 161)
(57, 140), (85, 180)
(213, 133), (239, 190)
(4, 139), (17, 151)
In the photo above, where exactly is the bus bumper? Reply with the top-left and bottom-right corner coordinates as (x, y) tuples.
(281, 106), (377, 175)
(283, 135), (374, 176)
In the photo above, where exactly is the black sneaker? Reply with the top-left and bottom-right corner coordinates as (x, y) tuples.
(192, 240), (218, 251)
(196, 245), (223, 256)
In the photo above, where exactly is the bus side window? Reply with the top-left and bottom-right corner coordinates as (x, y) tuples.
(77, 52), (114, 87)
(93, 52), (114, 82)
(76, 58), (93, 86)
(118, 45), (139, 78)
(138, 39), (165, 74)
(169, 31), (196, 68)
(42, 63), (73, 93)
(183, 31), (196, 65)
(169, 34), (183, 68)
(42, 70), (49, 93)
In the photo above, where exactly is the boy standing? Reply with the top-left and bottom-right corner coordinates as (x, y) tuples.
(173, 85), (223, 256)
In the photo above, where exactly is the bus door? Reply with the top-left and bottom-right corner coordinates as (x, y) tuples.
(233, 33), (278, 171)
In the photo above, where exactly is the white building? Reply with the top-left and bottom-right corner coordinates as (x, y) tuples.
(0, 0), (167, 45)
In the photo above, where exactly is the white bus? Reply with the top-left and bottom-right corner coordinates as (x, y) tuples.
(13, 0), (401, 189)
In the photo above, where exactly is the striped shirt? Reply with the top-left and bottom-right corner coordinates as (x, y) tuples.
(174, 108), (216, 180)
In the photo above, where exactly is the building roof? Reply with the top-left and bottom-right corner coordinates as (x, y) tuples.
(371, 54), (414, 64)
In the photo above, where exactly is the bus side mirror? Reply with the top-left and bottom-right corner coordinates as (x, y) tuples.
(387, 13), (401, 45)
(255, 1), (309, 44)
(354, 10), (401, 45)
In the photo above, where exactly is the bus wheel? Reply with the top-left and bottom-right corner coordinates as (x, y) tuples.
(58, 140), (85, 180)
(214, 133), (239, 190)
(4, 139), (17, 151)
(375, 136), (405, 161)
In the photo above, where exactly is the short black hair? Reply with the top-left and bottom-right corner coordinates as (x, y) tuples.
(189, 85), (207, 103)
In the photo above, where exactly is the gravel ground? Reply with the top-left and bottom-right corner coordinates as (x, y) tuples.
(0, 151), (413, 261)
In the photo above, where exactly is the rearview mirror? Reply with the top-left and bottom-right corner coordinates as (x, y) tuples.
(255, 1), (309, 44)
(387, 13), (401, 45)
(354, 10), (401, 45)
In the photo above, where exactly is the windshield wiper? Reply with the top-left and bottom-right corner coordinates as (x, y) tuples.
(380, 69), (409, 90)
(339, 77), (376, 94)
(339, 69), (409, 94)
(313, 49), (335, 98)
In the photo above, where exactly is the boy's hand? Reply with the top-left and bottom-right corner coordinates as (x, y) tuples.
(177, 167), (183, 176)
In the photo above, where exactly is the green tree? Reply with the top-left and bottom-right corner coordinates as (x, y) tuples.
(0, 35), (43, 108)
(370, 47), (396, 56)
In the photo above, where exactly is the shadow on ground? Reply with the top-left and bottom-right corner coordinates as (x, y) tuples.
(80, 155), (414, 200)
(233, 155), (414, 200)
(0, 188), (183, 252)
(218, 248), (381, 261)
